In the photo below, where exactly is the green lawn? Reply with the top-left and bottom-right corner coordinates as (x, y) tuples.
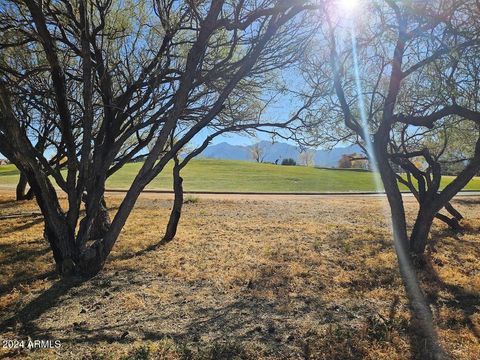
(1, 159), (480, 192)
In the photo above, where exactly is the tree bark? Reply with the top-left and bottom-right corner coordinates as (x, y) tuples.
(444, 202), (463, 221)
(79, 196), (111, 241)
(16, 172), (34, 201)
(163, 164), (183, 243)
(74, 195), (111, 277)
(90, 198), (111, 240)
(43, 225), (76, 275)
(29, 172), (77, 276)
(435, 213), (461, 232)
(410, 208), (435, 256)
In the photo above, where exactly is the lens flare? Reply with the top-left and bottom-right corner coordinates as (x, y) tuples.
(348, 20), (445, 356)
(338, 0), (360, 12)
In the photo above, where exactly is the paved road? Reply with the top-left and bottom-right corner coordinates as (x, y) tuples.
(105, 188), (480, 196)
(1, 185), (480, 201)
(109, 189), (480, 201)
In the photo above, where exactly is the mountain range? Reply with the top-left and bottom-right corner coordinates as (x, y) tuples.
(200, 141), (363, 167)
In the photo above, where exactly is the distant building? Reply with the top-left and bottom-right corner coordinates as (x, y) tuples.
(0, 159), (10, 166)
(338, 153), (369, 170)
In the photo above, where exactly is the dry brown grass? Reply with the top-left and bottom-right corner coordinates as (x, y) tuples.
(0, 193), (479, 359)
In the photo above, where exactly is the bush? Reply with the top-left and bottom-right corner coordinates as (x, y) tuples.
(281, 158), (296, 166)
(184, 195), (200, 204)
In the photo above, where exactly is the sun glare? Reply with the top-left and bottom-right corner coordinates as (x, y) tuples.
(337, 0), (360, 12)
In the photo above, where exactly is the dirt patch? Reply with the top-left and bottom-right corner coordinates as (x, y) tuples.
(0, 193), (479, 359)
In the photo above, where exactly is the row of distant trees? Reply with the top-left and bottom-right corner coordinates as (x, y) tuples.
(248, 142), (312, 166)
(251, 144), (471, 174)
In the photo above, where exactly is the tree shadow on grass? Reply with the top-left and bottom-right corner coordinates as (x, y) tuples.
(0, 276), (86, 336)
(0, 244), (50, 268)
(0, 275), (90, 360)
(453, 197), (480, 206)
(0, 235), (53, 298)
(423, 255), (480, 340)
(403, 226), (480, 359)
(2, 210), (473, 359)
(1, 261), (332, 358)
(0, 198), (20, 211)
(0, 269), (56, 299)
(37, 296), (329, 359)
(0, 216), (44, 236)
(0, 252), (430, 359)
(109, 239), (166, 261)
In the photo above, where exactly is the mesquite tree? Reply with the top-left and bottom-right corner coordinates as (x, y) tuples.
(304, 0), (480, 255)
(389, 121), (474, 234)
(0, 29), (59, 201)
(0, 0), (317, 276)
(301, 1), (480, 358)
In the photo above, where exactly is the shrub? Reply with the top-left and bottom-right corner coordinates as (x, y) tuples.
(281, 158), (296, 166)
(184, 195), (200, 204)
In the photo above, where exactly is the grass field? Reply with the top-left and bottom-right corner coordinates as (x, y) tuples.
(0, 193), (479, 359)
(1, 159), (480, 192)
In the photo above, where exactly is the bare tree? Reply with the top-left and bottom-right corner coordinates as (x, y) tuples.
(249, 142), (266, 163)
(299, 149), (315, 166)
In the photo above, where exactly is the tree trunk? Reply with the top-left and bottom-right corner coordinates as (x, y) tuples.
(376, 149), (409, 251)
(410, 208), (435, 256)
(4, 147), (78, 275)
(74, 196), (111, 277)
(90, 198), (111, 240)
(444, 202), (463, 221)
(35, 185), (77, 276)
(411, 201), (464, 255)
(163, 165), (183, 243)
(43, 225), (76, 275)
(434, 203), (463, 232)
(435, 213), (461, 232)
(16, 172), (34, 201)
(81, 196), (111, 240)
(45, 210), (111, 278)
(27, 169), (110, 277)
(374, 143), (448, 360)
(76, 238), (108, 278)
